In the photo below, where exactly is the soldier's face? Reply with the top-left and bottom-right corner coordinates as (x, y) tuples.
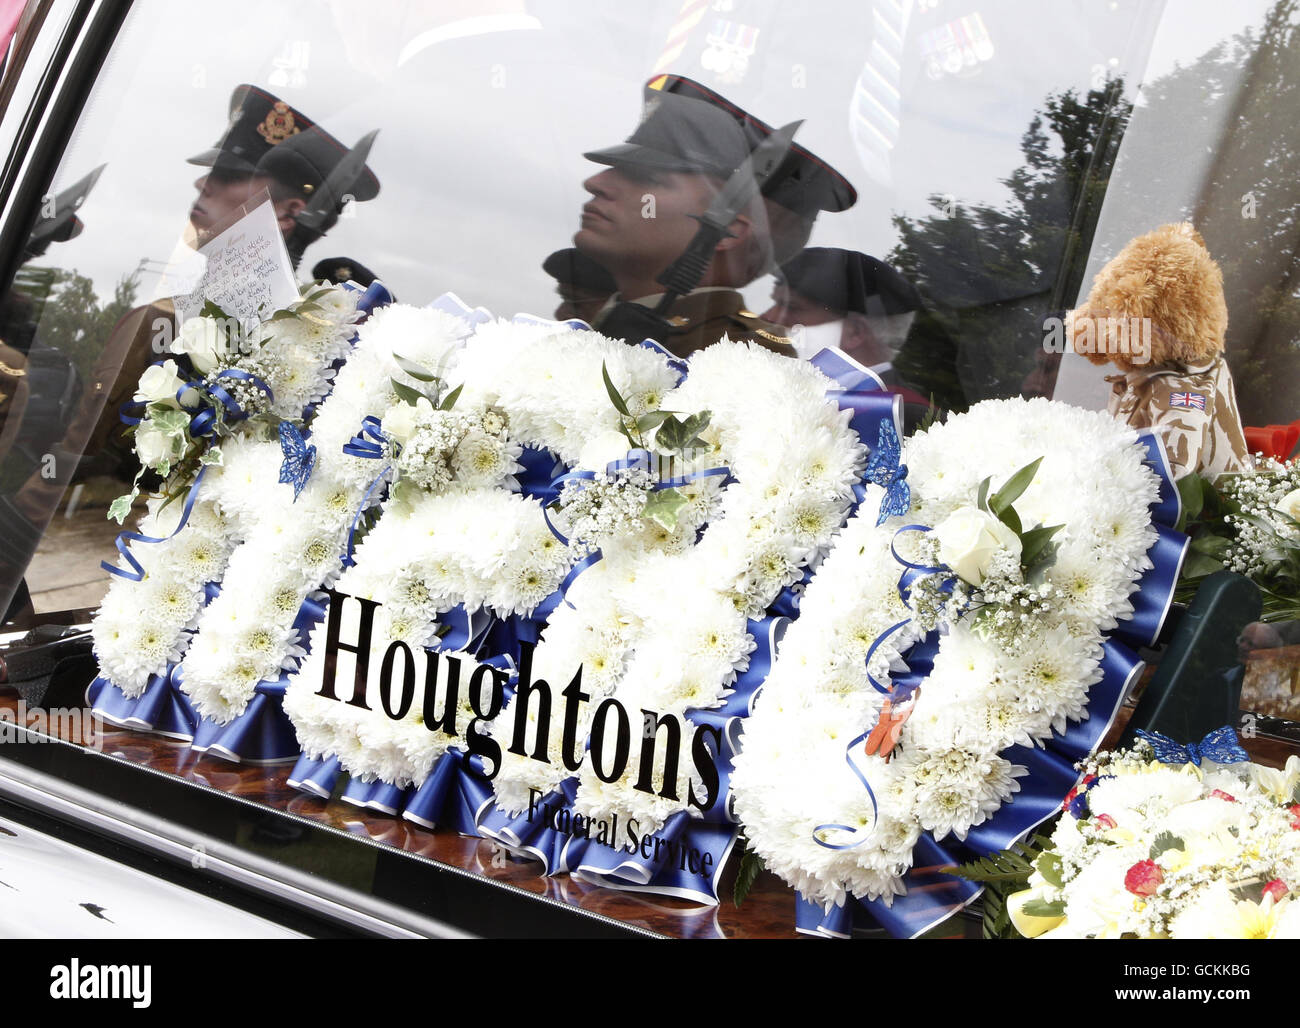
(575, 164), (719, 283)
(190, 169), (269, 234)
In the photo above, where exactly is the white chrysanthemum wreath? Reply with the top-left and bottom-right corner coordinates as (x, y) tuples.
(730, 398), (1162, 908)
(177, 304), (472, 724)
(92, 285), (361, 697)
(283, 319), (681, 789)
(487, 342), (867, 839)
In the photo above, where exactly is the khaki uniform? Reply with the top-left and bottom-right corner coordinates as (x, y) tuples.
(0, 340), (30, 460)
(1106, 356), (1249, 480)
(596, 288), (796, 360)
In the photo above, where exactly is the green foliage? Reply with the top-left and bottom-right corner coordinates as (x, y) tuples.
(106, 489), (138, 525)
(11, 265), (140, 385)
(945, 833), (1054, 886)
(390, 378), (426, 407)
(1020, 896), (1066, 918)
(642, 486), (690, 531)
(1149, 831), (1184, 860)
(733, 839), (764, 907)
(946, 832), (1057, 940)
(601, 360), (712, 458)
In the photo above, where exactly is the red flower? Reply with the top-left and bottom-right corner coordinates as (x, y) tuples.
(1264, 879), (1289, 903)
(1210, 789), (1237, 803)
(1062, 774), (1096, 812)
(1288, 805), (1300, 831)
(1094, 813), (1116, 829)
(1125, 860), (1164, 897)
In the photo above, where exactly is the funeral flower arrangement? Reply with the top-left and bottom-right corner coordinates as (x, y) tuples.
(730, 399), (1163, 909)
(284, 320), (678, 790)
(487, 342), (866, 835)
(92, 285), (362, 698)
(1177, 456), (1300, 623)
(177, 304), (471, 724)
(1005, 737), (1300, 939)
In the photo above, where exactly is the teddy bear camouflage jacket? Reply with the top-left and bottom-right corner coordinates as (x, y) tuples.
(1106, 355), (1250, 480)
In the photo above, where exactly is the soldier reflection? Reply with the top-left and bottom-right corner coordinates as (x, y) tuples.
(0, 85), (381, 621)
(574, 74), (856, 358)
(542, 248), (615, 325)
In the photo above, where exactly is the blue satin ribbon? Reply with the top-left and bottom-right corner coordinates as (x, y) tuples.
(636, 337), (687, 384)
(403, 748), (494, 835)
(354, 280), (395, 317)
(341, 417), (393, 567)
(86, 672), (198, 739)
(340, 776), (412, 815)
(101, 465), (209, 582)
(1137, 429), (1181, 529)
(186, 368), (275, 438)
(176, 593), (327, 764)
(286, 753), (342, 798)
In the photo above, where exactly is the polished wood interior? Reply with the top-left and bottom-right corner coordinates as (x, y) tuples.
(1, 687), (1294, 938)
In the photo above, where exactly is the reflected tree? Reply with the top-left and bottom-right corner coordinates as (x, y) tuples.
(888, 79), (1132, 413)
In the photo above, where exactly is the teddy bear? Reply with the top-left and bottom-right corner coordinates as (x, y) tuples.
(1068, 222), (1249, 480)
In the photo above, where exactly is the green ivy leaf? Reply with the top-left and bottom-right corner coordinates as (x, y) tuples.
(601, 361), (631, 417)
(989, 457), (1043, 516)
(107, 491), (138, 525)
(655, 417), (685, 454)
(643, 487), (690, 531)
(1177, 472), (1209, 525)
(147, 408), (192, 436)
(198, 447), (224, 467)
(1181, 552), (1224, 579)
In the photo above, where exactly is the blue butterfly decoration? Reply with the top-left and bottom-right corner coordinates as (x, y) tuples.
(1135, 725), (1248, 767)
(863, 419), (910, 526)
(278, 421), (317, 501)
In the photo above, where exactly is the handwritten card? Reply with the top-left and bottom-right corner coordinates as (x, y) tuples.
(169, 201), (299, 326)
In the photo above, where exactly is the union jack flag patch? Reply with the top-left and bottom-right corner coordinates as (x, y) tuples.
(1170, 391), (1207, 410)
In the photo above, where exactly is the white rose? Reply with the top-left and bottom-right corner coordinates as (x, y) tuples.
(134, 421), (185, 468)
(932, 506), (1022, 586)
(170, 316), (227, 375)
(382, 396), (433, 446)
(134, 359), (198, 407)
(1276, 488), (1300, 523)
